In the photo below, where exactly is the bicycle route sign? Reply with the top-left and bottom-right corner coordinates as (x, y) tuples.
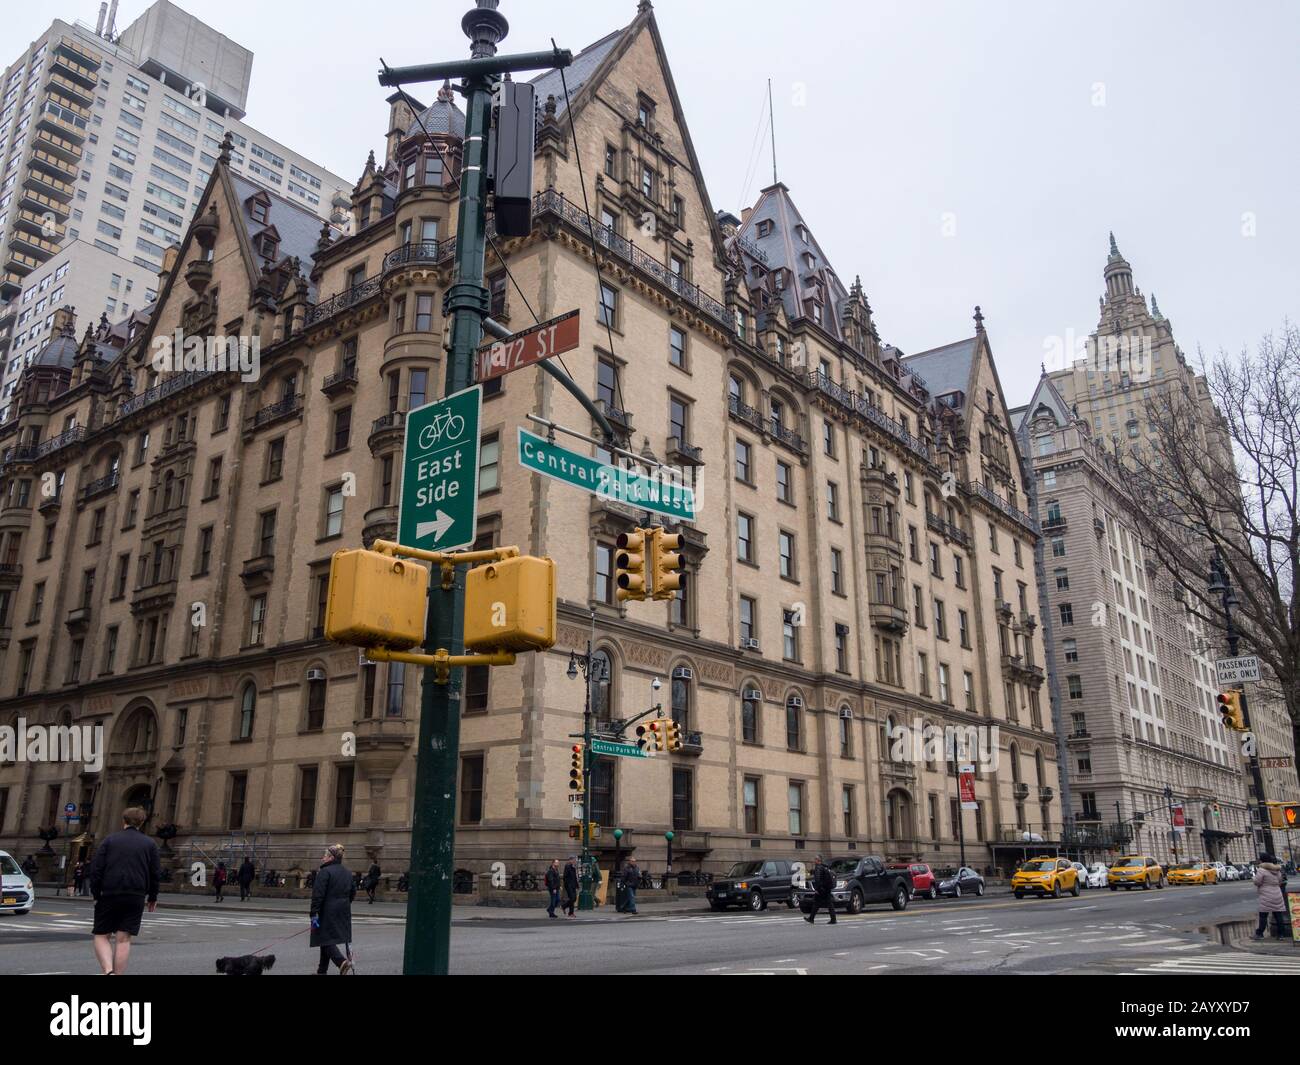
(398, 385), (482, 553)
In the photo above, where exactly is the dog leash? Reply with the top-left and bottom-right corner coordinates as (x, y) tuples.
(246, 925), (310, 957)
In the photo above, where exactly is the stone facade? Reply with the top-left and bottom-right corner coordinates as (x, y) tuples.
(0, 4), (1061, 879)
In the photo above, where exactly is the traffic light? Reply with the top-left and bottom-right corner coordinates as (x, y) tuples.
(324, 549), (429, 650)
(1217, 690), (1246, 730)
(615, 528), (647, 602)
(664, 718), (683, 752)
(636, 719), (664, 753)
(1284, 804), (1299, 830)
(569, 744), (584, 792)
(568, 822), (581, 840)
(463, 555), (557, 653)
(650, 528), (684, 601)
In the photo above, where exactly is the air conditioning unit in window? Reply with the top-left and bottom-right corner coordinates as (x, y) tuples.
(672, 666), (693, 680)
(742, 638), (760, 650)
(839, 706), (853, 719)
(743, 689), (762, 701)
(306, 668), (326, 682)
(788, 695), (804, 709)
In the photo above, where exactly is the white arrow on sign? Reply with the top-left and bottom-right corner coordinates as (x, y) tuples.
(416, 510), (455, 542)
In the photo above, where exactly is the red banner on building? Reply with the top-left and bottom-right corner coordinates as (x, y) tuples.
(959, 764), (977, 810)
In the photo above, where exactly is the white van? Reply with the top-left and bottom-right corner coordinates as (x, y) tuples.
(0, 851), (35, 915)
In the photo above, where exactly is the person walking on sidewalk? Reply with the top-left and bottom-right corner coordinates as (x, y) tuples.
(72, 860), (86, 899)
(620, 856), (641, 915)
(237, 858), (255, 902)
(213, 861), (227, 903)
(562, 856), (579, 918)
(364, 861), (381, 905)
(310, 843), (355, 974)
(544, 859), (562, 918)
(1253, 853), (1288, 939)
(88, 807), (161, 975)
(804, 855), (838, 925)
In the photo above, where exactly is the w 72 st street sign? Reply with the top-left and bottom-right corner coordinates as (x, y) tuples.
(476, 310), (580, 383)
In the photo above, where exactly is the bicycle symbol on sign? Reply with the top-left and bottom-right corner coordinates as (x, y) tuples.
(417, 409), (466, 450)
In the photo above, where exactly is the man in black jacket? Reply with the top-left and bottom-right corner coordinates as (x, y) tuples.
(544, 859), (562, 918)
(620, 856), (641, 915)
(562, 856), (579, 918)
(88, 806), (162, 974)
(805, 855), (837, 925)
(237, 858), (255, 902)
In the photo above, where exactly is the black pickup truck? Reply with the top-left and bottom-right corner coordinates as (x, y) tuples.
(798, 856), (912, 914)
(706, 859), (798, 911)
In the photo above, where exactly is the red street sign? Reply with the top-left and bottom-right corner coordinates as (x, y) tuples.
(476, 309), (580, 383)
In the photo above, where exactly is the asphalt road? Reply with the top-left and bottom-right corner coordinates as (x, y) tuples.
(4, 880), (1297, 975)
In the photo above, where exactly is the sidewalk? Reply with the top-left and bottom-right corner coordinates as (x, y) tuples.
(41, 889), (709, 920)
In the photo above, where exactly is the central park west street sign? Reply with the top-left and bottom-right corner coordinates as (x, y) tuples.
(517, 427), (696, 521)
(398, 385), (482, 552)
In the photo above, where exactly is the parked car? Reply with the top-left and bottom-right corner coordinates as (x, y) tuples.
(798, 856), (912, 914)
(935, 866), (986, 898)
(1167, 862), (1216, 885)
(1069, 861), (1090, 888)
(0, 851), (35, 916)
(1210, 861), (1228, 883)
(1012, 856), (1080, 899)
(1084, 863), (1109, 888)
(889, 862), (938, 899)
(1108, 855), (1164, 890)
(1221, 863), (1242, 882)
(706, 859), (797, 912)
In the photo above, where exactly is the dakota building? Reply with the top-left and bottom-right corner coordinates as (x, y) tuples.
(0, 3), (1062, 879)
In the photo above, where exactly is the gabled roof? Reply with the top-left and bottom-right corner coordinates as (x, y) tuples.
(901, 337), (978, 398)
(529, 29), (623, 114)
(1016, 374), (1074, 433)
(735, 183), (849, 341)
(230, 172), (328, 299)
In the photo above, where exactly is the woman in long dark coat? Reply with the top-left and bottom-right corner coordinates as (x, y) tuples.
(310, 843), (355, 974)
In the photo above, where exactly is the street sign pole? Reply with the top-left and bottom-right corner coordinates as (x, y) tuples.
(401, 5), (495, 978)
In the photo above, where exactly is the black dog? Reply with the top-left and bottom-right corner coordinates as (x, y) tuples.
(215, 954), (276, 975)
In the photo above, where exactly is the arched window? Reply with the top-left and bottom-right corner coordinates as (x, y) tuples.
(839, 706), (852, 757)
(728, 374), (744, 405)
(670, 673), (689, 729)
(591, 650), (613, 721)
(1009, 743), (1021, 782)
(239, 683), (256, 740)
(1035, 750), (1046, 788)
(785, 694), (802, 751)
(306, 672), (327, 731)
(886, 789), (913, 840)
(740, 686), (759, 744)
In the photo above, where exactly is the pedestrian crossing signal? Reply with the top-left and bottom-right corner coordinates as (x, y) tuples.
(569, 745), (584, 791)
(636, 719), (664, 752)
(615, 529), (647, 602)
(664, 719), (683, 752)
(1285, 805), (1299, 828)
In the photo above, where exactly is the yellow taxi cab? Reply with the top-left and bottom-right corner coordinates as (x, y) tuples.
(1107, 854), (1164, 890)
(1011, 856), (1080, 899)
(1166, 862), (1217, 885)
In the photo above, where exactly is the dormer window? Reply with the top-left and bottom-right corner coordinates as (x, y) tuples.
(636, 96), (655, 129)
(796, 224), (809, 244)
(803, 252), (816, 270)
(257, 234), (277, 259)
(757, 219), (773, 238)
(249, 198), (269, 225)
(811, 302), (823, 326)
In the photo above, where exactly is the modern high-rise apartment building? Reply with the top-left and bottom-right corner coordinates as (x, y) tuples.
(1016, 238), (1298, 862)
(0, 1), (352, 422)
(0, 3), (1062, 879)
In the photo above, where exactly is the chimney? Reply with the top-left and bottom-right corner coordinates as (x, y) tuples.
(52, 306), (77, 336)
(96, 2), (107, 36)
(159, 244), (181, 290)
(740, 206), (753, 225)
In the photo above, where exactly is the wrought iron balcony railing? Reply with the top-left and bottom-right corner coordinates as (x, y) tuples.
(964, 479), (1041, 535)
(117, 370), (215, 420)
(249, 394), (302, 431)
(304, 275), (383, 327)
(34, 425), (85, 457)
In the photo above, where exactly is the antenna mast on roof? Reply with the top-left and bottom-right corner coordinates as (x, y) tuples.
(768, 78), (777, 185)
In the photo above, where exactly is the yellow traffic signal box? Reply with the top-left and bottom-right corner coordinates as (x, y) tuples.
(569, 744), (584, 792)
(1217, 690), (1246, 730)
(650, 528), (684, 601)
(615, 528), (647, 602)
(325, 549), (428, 649)
(664, 719), (683, 751)
(463, 555), (557, 653)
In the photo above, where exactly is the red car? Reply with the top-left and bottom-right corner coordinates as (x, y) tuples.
(889, 862), (938, 899)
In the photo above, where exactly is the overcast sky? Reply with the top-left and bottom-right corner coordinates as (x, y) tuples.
(23, 0), (1299, 405)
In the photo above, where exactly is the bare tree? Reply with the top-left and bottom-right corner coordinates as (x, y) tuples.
(1123, 323), (1299, 752)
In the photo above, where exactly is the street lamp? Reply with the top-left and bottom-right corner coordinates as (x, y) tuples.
(664, 830), (674, 879)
